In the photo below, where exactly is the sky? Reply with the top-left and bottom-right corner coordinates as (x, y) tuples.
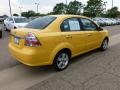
(0, 0), (120, 16)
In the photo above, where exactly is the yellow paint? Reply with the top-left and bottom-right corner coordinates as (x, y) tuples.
(8, 15), (109, 66)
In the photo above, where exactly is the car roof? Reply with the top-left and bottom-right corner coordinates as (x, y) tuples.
(8, 16), (26, 18)
(51, 15), (88, 19)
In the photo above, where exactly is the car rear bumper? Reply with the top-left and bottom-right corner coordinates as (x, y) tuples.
(8, 43), (51, 66)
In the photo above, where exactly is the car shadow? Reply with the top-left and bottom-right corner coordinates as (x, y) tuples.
(21, 49), (101, 73)
(70, 49), (100, 65)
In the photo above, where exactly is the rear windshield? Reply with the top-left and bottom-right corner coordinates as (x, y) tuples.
(25, 16), (56, 29)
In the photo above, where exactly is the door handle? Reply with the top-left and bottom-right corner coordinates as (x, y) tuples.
(65, 35), (72, 38)
(87, 34), (92, 36)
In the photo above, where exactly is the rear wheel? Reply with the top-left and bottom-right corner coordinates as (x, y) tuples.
(100, 39), (108, 51)
(53, 51), (70, 71)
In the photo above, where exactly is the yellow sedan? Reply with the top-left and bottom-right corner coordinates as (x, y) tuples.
(9, 15), (109, 71)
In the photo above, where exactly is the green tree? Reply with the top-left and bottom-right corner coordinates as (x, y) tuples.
(13, 13), (19, 16)
(83, 0), (104, 17)
(35, 13), (41, 16)
(106, 7), (120, 18)
(52, 3), (67, 14)
(67, 1), (83, 15)
(47, 12), (54, 15)
(21, 10), (35, 18)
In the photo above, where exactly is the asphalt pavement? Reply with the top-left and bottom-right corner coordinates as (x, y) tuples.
(0, 24), (120, 90)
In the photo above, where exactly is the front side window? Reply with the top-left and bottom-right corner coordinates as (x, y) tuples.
(25, 16), (56, 29)
(61, 18), (81, 32)
(8, 18), (13, 21)
(81, 18), (97, 31)
(14, 18), (27, 23)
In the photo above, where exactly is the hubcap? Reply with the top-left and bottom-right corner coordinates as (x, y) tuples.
(103, 40), (108, 49)
(57, 53), (69, 69)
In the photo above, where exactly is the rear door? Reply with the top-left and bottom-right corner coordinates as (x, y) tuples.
(80, 18), (102, 51)
(61, 17), (86, 55)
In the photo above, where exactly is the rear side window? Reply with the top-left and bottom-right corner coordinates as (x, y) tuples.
(81, 18), (97, 31)
(61, 20), (69, 31)
(25, 16), (56, 29)
(61, 18), (81, 32)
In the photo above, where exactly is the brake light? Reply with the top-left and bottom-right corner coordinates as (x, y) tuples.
(25, 32), (41, 47)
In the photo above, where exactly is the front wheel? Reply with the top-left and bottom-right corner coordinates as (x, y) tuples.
(53, 51), (70, 71)
(100, 39), (108, 51)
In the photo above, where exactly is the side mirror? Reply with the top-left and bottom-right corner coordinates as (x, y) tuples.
(97, 26), (103, 31)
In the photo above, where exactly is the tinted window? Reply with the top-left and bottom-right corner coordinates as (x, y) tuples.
(81, 18), (97, 31)
(14, 18), (27, 23)
(8, 18), (13, 21)
(25, 16), (56, 29)
(61, 20), (69, 31)
(61, 18), (81, 31)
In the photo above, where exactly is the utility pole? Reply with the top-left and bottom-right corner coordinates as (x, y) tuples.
(112, 0), (113, 8)
(35, 3), (40, 13)
(104, 1), (107, 13)
(9, 0), (12, 17)
(66, 0), (67, 5)
(19, 6), (23, 16)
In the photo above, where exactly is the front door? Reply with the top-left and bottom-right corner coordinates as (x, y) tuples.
(80, 18), (102, 51)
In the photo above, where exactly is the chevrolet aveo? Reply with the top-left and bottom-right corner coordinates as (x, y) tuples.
(9, 15), (109, 71)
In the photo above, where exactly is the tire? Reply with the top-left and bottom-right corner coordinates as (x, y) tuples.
(100, 39), (108, 51)
(14, 27), (17, 29)
(53, 51), (70, 71)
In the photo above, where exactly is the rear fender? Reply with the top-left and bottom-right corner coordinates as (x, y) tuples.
(49, 43), (73, 64)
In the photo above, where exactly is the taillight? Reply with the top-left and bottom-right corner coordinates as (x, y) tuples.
(25, 32), (41, 47)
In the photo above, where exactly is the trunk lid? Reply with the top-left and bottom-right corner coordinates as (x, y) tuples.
(10, 28), (41, 49)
